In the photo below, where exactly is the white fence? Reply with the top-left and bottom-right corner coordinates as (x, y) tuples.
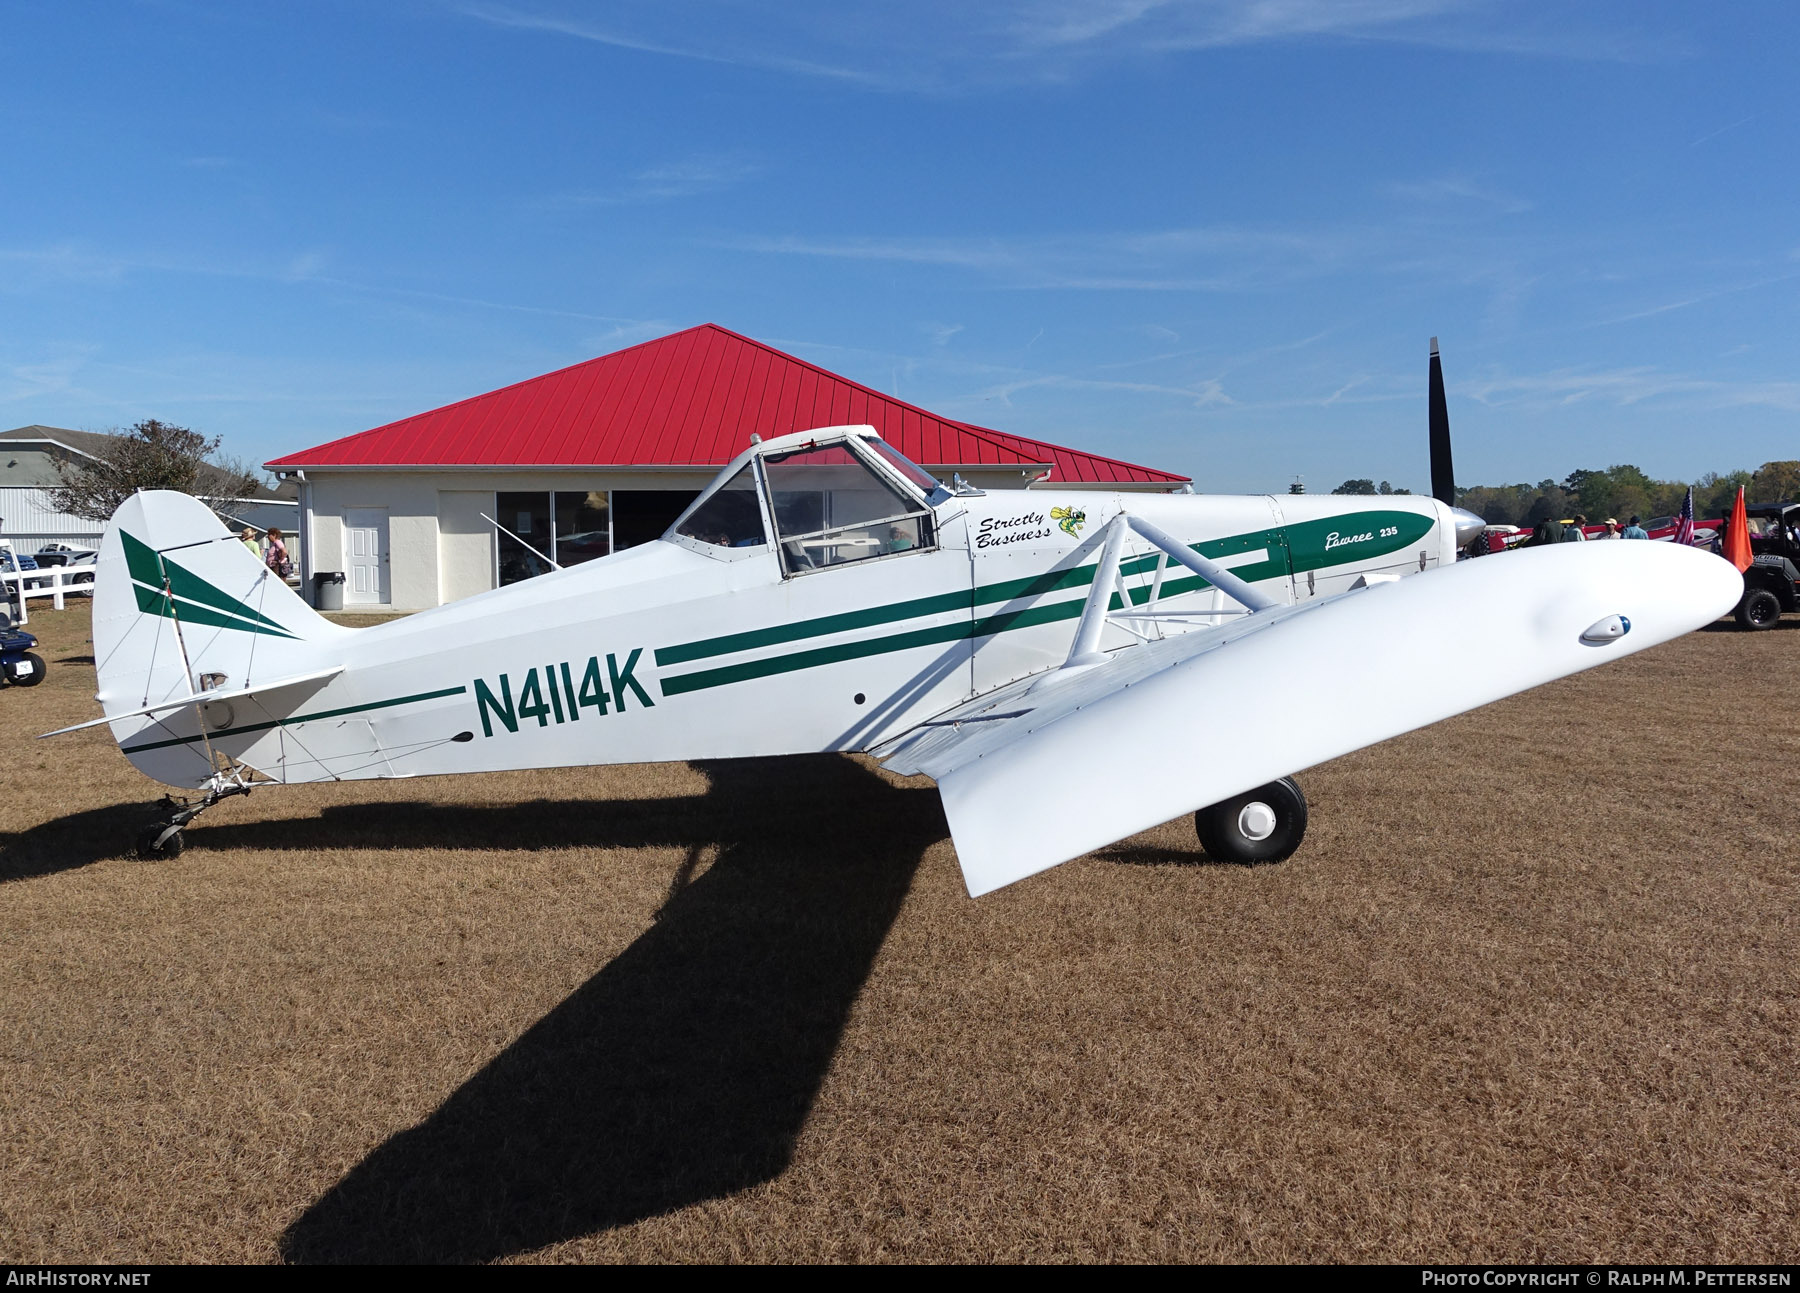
(0, 540), (92, 626)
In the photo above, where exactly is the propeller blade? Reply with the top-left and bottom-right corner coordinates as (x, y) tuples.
(1428, 336), (1455, 506)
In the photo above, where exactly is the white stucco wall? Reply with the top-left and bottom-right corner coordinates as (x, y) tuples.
(437, 490), (496, 605)
(289, 463), (1170, 611)
(297, 469), (718, 610)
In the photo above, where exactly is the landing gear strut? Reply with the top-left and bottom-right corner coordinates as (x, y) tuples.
(1195, 776), (1307, 864)
(134, 773), (254, 860)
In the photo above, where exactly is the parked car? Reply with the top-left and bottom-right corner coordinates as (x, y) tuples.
(32, 543), (97, 586)
(34, 542), (98, 565)
(0, 547), (48, 590)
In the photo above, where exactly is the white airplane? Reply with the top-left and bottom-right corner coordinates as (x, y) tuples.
(54, 421), (1738, 895)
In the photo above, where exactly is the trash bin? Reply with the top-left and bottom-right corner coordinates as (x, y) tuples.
(314, 571), (346, 612)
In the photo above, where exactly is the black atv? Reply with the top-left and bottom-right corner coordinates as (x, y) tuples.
(1731, 502), (1800, 630)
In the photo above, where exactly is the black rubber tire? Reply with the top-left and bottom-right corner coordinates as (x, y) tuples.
(1195, 776), (1308, 865)
(6, 652), (46, 687)
(135, 825), (184, 860)
(1736, 587), (1783, 630)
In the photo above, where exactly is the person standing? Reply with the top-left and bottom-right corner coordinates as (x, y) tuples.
(1522, 518), (1561, 547)
(1562, 513), (1588, 541)
(1597, 518), (1621, 539)
(1622, 515), (1649, 540)
(264, 527), (293, 579)
(240, 527), (260, 556)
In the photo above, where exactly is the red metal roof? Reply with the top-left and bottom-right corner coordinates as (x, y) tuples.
(267, 323), (1189, 486)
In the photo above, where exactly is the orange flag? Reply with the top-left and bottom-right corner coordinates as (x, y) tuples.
(1721, 485), (1753, 572)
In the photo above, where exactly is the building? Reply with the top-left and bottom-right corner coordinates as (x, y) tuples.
(1, 424), (297, 557)
(266, 323), (1190, 612)
(1, 425), (118, 550)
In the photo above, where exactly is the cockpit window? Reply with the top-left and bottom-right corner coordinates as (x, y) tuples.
(673, 464), (767, 549)
(864, 439), (947, 497)
(763, 440), (935, 574)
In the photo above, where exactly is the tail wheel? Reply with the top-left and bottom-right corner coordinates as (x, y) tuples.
(1195, 777), (1308, 865)
(5, 652), (46, 687)
(1736, 587), (1783, 630)
(135, 825), (184, 860)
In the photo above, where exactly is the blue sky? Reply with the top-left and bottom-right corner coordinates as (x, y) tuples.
(2, 1), (1794, 492)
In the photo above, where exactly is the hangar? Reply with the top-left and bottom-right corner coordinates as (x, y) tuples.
(3, 424), (295, 554)
(266, 324), (1190, 611)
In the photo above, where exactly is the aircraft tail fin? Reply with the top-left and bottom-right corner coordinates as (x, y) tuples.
(91, 490), (351, 784)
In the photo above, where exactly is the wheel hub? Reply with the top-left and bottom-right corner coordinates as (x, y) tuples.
(1238, 801), (1277, 841)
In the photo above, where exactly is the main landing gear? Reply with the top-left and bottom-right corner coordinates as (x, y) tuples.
(135, 773), (255, 860)
(1195, 776), (1307, 865)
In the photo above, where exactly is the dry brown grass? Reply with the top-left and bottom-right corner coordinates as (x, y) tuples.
(1, 601), (1796, 1263)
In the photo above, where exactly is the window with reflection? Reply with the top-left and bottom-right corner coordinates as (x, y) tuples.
(763, 441), (934, 574)
(555, 492), (610, 567)
(496, 490), (612, 586)
(497, 492), (555, 586)
(673, 464), (767, 549)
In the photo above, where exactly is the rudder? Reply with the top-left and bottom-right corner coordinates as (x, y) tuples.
(93, 491), (349, 786)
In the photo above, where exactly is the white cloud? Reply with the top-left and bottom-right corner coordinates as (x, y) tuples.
(725, 226), (1360, 291)
(1460, 365), (1800, 413)
(455, 0), (1678, 96)
(539, 154), (762, 207)
(1387, 174), (1534, 215)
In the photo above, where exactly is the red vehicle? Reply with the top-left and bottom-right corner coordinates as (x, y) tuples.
(1477, 516), (1720, 553)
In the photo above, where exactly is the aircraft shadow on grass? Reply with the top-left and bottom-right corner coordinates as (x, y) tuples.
(0, 801), (166, 883)
(271, 755), (943, 1264)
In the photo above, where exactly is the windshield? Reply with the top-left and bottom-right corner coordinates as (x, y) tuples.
(673, 463), (767, 548)
(763, 440), (934, 572)
(864, 438), (947, 497)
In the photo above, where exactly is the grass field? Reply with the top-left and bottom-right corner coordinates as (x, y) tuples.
(2, 601), (1795, 1263)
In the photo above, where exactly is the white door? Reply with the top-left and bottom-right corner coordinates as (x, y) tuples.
(343, 508), (390, 605)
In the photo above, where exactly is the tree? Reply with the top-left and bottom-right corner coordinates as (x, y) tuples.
(49, 419), (261, 522)
(1562, 468), (1605, 504)
(1695, 470), (1752, 518)
(1331, 479), (1377, 495)
(1749, 460), (1800, 505)
(1524, 486), (1572, 525)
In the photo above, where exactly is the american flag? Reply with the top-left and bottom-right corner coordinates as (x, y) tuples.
(1673, 486), (1696, 546)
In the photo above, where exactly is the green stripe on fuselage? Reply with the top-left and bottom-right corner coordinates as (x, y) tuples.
(1284, 511), (1434, 574)
(653, 510), (1435, 694)
(118, 685), (469, 755)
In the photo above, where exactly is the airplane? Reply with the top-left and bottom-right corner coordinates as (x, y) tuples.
(50, 352), (1741, 896)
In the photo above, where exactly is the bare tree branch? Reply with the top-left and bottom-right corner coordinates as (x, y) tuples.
(49, 420), (263, 521)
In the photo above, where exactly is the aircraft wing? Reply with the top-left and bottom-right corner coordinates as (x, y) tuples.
(879, 540), (1739, 897)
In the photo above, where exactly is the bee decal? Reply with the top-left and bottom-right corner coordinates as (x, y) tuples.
(1049, 506), (1087, 538)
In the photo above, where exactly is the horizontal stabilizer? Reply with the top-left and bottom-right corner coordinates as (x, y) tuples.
(40, 666), (343, 738)
(915, 541), (1740, 896)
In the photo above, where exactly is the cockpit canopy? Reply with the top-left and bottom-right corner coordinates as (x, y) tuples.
(666, 426), (950, 576)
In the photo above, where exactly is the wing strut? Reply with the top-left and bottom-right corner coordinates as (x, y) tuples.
(1062, 512), (1279, 670)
